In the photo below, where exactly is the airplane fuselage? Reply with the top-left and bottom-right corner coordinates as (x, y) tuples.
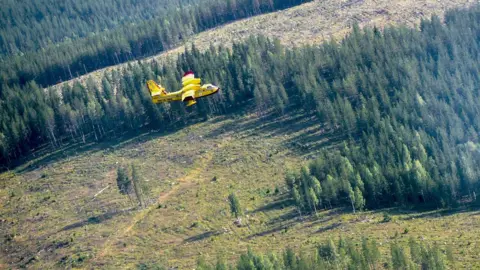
(147, 71), (220, 107)
(151, 84), (219, 106)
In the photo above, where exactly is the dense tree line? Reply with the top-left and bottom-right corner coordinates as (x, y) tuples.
(192, 237), (452, 270)
(0, 0), (310, 88)
(0, 0), (189, 56)
(0, 0), (191, 56)
(1, 6), (480, 210)
(283, 7), (480, 210)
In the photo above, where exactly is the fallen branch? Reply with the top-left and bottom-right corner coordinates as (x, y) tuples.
(94, 184), (111, 198)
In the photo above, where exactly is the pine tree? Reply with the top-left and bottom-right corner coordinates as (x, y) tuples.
(116, 166), (136, 207)
(390, 242), (411, 270)
(409, 237), (421, 265)
(285, 170), (297, 190)
(348, 183), (356, 213)
(318, 238), (339, 263)
(228, 193), (243, 218)
(292, 187), (303, 216)
(131, 163), (145, 208)
(116, 167), (131, 195)
(324, 175), (337, 208)
(412, 159), (429, 201)
(283, 247), (297, 269)
(308, 187), (319, 215)
(354, 173), (365, 193)
(215, 257), (228, 270)
(362, 238), (380, 269)
(311, 176), (323, 207)
(354, 187), (365, 211)
(402, 144), (412, 172)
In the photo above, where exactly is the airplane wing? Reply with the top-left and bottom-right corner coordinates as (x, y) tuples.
(182, 71), (201, 87)
(180, 71), (202, 105)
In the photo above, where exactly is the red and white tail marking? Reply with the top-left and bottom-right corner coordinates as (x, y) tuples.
(182, 71), (195, 80)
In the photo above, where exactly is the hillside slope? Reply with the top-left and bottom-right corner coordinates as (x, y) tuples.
(55, 0), (474, 88)
(1, 111), (479, 269)
(2, 2), (480, 269)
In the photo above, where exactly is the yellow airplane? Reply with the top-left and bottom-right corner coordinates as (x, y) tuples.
(146, 71), (220, 107)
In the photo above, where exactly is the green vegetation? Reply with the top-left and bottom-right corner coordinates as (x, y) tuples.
(0, 0), (191, 55)
(3, 6), (480, 210)
(0, 0), (310, 88)
(228, 192), (243, 218)
(1, 111), (479, 269)
(283, 9), (480, 212)
(116, 166), (131, 196)
(2, 2), (480, 269)
(131, 163), (146, 208)
(198, 237), (451, 269)
(116, 163), (146, 208)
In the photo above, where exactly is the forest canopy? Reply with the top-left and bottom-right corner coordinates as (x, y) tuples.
(1, 5), (479, 209)
(192, 237), (452, 270)
(0, 0), (310, 88)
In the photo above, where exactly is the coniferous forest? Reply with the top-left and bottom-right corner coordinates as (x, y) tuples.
(0, 0), (310, 88)
(1, 5), (480, 213)
(192, 237), (451, 270)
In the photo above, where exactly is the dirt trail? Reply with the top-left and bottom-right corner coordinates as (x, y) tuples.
(94, 140), (226, 262)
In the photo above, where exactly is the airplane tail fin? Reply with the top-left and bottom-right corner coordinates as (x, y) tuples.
(147, 80), (168, 96)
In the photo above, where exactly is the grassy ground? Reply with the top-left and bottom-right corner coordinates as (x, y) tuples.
(1, 109), (479, 269)
(53, 0), (475, 89)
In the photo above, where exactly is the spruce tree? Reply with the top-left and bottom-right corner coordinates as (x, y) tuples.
(354, 187), (365, 212)
(131, 163), (145, 208)
(308, 187), (319, 215)
(348, 183), (356, 213)
(116, 167), (131, 195)
(228, 192), (243, 219)
(390, 242), (411, 270)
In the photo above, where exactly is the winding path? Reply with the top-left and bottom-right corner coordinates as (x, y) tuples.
(93, 140), (226, 263)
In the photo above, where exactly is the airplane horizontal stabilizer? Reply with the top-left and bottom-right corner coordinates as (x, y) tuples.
(147, 80), (167, 96)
